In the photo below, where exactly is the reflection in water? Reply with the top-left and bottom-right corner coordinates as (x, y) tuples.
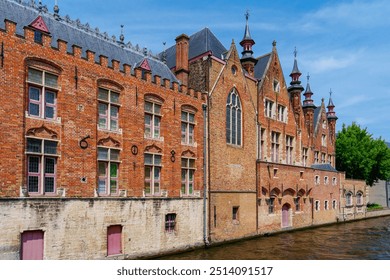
(156, 216), (390, 260)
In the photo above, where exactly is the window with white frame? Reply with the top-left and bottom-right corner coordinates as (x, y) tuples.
(315, 175), (320, 185)
(332, 200), (337, 209)
(324, 176), (329, 185)
(324, 200), (329, 210)
(328, 155), (332, 165)
(286, 136), (294, 164)
(277, 105), (286, 122)
(356, 192), (363, 206)
(181, 157), (195, 196)
(98, 147), (120, 195)
(271, 132), (280, 163)
(144, 100), (162, 139)
(332, 177), (337, 185)
(144, 153), (162, 195)
(226, 88), (242, 146)
(346, 192), (353, 206)
(273, 79), (280, 93)
(260, 128), (266, 160)
(302, 148), (308, 167)
(98, 88), (120, 131)
(181, 110), (195, 145)
(26, 138), (58, 194)
(321, 134), (327, 147)
(321, 153), (326, 163)
(315, 200), (320, 211)
(314, 151), (319, 164)
(264, 99), (274, 118)
(27, 67), (58, 120)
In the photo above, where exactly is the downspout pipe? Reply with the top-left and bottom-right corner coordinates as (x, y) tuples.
(202, 103), (209, 246)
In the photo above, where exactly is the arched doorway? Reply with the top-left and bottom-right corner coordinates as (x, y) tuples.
(282, 203), (291, 228)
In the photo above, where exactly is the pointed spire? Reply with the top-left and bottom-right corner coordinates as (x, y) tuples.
(290, 47), (302, 81)
(239, 10), (257, 76)
(288, 47), (304, 93)
(327, 89), (337, 120)
(119, 25), (125, 44)
(302, 73), (316, 109)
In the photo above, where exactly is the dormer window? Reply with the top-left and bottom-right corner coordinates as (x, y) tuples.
(34, 30), (43, 44)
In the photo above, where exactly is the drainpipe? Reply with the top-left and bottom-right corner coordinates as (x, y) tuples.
(202, 103), (209, 246)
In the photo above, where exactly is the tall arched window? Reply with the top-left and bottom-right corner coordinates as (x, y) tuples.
(226, 88), (242, 146)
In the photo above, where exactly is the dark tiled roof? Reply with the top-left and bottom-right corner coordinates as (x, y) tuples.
(311, 164), (338, 172)
(254, 53), (272, 80)
(162, 27), (227, 69)
(0, 0), (178, 83)
(313, 106), (322, 130)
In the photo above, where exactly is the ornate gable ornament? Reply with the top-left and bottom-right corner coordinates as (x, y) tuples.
(29, 16), (50, 33)
(145, 144), (162, 153)
(181, 149), (196, 158)
(26, 125), (58, 139)
(97, 136), (120, 148)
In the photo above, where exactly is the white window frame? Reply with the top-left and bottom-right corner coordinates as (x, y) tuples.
(98, 88), (120, 132)
(97, 147), (120, 196)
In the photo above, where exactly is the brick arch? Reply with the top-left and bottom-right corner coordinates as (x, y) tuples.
(97, 78), (124, 92)
(282, 188), (296, 197)
(181, 104), (198, 113)
(270, 187), (281, 198)
(25, 57), (62, 74)
(297, 188), (306, 197)
(181, 149), (196, 158)
(144, 93), (164, 104)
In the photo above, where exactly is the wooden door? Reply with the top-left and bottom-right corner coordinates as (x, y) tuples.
(107, 225), (122, 256)
(282, 204), (290, 228)
(21, 230), (44, 260)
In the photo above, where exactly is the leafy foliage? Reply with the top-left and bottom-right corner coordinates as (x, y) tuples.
(336, 123), (390, 186)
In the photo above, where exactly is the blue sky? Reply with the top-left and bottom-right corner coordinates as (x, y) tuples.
(46, 0), (389, 141)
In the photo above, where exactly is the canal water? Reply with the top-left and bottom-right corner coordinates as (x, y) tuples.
(157, 216), (390, 260)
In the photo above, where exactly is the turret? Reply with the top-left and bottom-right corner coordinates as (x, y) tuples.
(287, 48), (304, 127)
(240, 11), (257, 77)
(302, 74), (316, 136)
(327, 90), (338, 143)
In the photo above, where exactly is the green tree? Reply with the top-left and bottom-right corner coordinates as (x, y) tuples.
(336, 123), (390, 186)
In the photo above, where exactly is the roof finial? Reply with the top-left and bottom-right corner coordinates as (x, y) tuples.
(54, 0), (60, 20)
(245, 10), (250, 21)
(162, 42), (167, 63)
(119, 25), (125, 43)
(329, 88), (332, 97)
(294, 47), (297, 58)
(307, 73), (310, 82)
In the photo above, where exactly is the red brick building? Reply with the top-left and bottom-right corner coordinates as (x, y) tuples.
(0, 0), (206, 259)
(0, 0), (367, 259)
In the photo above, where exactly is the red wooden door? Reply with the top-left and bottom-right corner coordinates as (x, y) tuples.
(21, 230), (44, 260)
(107, 225), (122, 256)
(282, 204), (290, 228)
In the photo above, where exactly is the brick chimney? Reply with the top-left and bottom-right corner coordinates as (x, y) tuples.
(175, 34), (190, 86)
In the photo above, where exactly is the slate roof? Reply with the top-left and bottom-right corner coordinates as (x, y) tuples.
(162, 27), (227, 69)
(254, 53), (272, 81)
(311, 164), (338, 172)
(0, 0), (178, 83)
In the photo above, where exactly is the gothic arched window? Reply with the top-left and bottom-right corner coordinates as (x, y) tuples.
(226, 88), (242, 146)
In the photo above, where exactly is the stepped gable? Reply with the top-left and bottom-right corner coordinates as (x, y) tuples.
(162, 27), (227, 69)
(0, 0), (178, 83)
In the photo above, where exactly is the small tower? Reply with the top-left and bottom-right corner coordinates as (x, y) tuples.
(240, 11), (257, 77)
(287, 48), (304, 127)
(327, 90), (338, 143)
(302, 74), (317, 135)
